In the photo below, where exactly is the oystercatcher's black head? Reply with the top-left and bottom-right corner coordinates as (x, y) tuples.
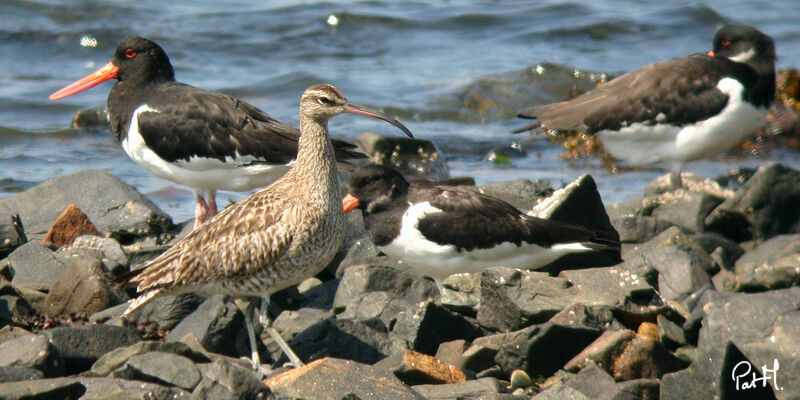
(711, 25), (775, 75)
(50, 36), (175, 100)
(342, 164), (410, 213)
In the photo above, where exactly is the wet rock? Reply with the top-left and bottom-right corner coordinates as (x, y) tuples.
(41, 204), (103, 247)
(440, 273), (482, 315)
(733, 233), (800, 291)
(288, 318), (406, 365)
(618, 227), (712, 302)
(8, 241), (66, 291)
(0, 365), (44, 383)
(374, 349), (467, 386)
(0, 334), (64, 378)
(357, 131), (449, 181)
(192, 358), (270, 400)
(0, 169), (174, 243)
(166, 295), (244, 358)
(336, 291), (415, 332)
(42, 325), (142, 375)
(392, 300), (484, 356)
(333, 264), (438, 313)
(266, 357), (425, 399)
(71, 105), (109, 128)
(0, 378), (86, 399)
(111, 351), (202, 391)
(494, 322), (601, 378)
(0, 212), (26, 258)
(44, 257), (128, 315)
(412, 377), (508, 400)
(706, 162), (800, 242)
(478, 178), (553, 212)
(91, 340), (210, 377)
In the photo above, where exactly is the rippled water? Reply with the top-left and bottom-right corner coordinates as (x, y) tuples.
(2, 0), (800, 222)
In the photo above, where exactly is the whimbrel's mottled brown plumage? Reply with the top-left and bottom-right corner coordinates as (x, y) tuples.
(122, 84), (413, 368)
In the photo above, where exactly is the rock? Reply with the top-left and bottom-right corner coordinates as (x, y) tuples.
(166, 295), (244, 358)
(0, 325), (32, 345)
(287, 318), (405, 365)
(606, 203), (672, 244)
(60, 235), (129, 276)
(733, 233), (800, 291)
(263, 307), (330, 362)
(373, 349), (467, 386)
(91, 341), (210, 377)
(689, 232), (744, 270)
(0, 378), (86, 399)
(649, 190), (725, 234)
(657, 314), (687, 348)
(706, 162), (800, 242)
(8, 241), (66, 291)
(41, 204), (103, 247)
(454, 334), (507, 374)
(333, 264), (439, 313)
(192, 358), (270, 400)
(440, 272), (482, 315)
(80, 376), (191, 400)
(0, 212), (26, 258)
(434, 340), (469, 369)
(0, 365), (44, 383)
(563, 362), (616, 399)
(412, 377), (507, 400)
(392, 300), (484, 356)
(531, 380), (591, 400)
(110, 293), (206, 331)
(265, 357), (426, 400)
(42, 325), (142, 375)
(509, 369), (533, 389)
(494, 322), (601, 378)
(644, 172), (733, 197)
(336, 291), (415, 332)
(0, 282), (35, 321)
(0, 334), (64, 378)
(71, 105), (109, 128)
(112, 351), (202, 391)
(548, 304), (623, 332)
(357, 131), (449, 181)
(0, 169), (173, 242)
(617, 227), (712, 302)
(478, 178), (553, 212)
(603, 379), (660, 400)
(44, 257), (128, 315)
(564, 329), (634, 374)
(637, 322), (658, 339)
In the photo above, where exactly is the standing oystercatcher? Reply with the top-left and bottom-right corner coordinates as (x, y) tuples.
(120, 84), (413, 371)
(515, 25), (776, 188)
(50, 37), (365, 228)
(342, 164), (620, 289)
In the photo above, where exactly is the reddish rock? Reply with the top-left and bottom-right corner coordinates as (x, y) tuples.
(374, 349), (467, 386)
(42, 204), (102, 247)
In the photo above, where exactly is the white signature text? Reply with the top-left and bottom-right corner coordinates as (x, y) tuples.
(732, 359), (783, 391)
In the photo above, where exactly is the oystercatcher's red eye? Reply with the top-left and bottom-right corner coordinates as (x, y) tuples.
(125, 49), (137, 59)
(721, 40), (730, 47)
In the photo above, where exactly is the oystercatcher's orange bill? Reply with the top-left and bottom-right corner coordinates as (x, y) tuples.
(708, 51), (715, 57)
(342, 193), (360, 213)
(49, 61), (119, 100)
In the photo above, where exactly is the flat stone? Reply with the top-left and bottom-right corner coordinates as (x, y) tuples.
(479, 178), (553, 212)
(8, 241), (66, 291)
(265, 357), (426, 400)
(103, 293), (206, 331)
(440, 272), (482, 315)
(192, 358), (270, 400)
(112, 351), (202, 391)
(657, 314), (687, 348)
(263, 307), (330, 362)
(44, 257), (128, 315)
(412, 377), (506, 400)
(91, 340), (210, 377)
(42, 204), (103, 247)
(79, 376), (191, 400)
(734, 233), (800, 291)
(0, 169), (173, 242)
(0, 378), (86, 399)
(650, 190), (725, 234)
(333, 264), (439, 313)
(166, 295), (244, 357)
(0, 334), (64, 377)
(548, 304), (623, 332)
(373, 349), (467, 386)
(564, 362), (616, 399)
(0, 212), (26, 258)
(336, 291), (415, 332)
(392, 300), (484, 356)
(0, 365), (44, 383)
(288, 318), (406, 365)
(42, 325), (142, 375)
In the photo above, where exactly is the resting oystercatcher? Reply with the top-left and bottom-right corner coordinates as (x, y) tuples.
(515, 24), (775, 188)
(120, 84), (413, 371)
(342, 164), (621, 289)
(50, 37), (365, 228)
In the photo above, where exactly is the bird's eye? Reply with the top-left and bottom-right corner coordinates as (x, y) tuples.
(721, 40), (730, 47)
(317, 97), (333, 105)
(125, 49), (137, 59)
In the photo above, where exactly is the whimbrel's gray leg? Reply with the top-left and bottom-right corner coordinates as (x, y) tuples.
(240, 299), (264, 371)
(259, 296), (304, 368)
(670, 163), (684, 190)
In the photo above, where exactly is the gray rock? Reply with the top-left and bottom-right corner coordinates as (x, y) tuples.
(392, 300), (484, 356)
(112, 351), (202, 391)
(337, 291), (415, 332)
(531, 380), (590, 400)
(599, 379), (660, 400)
(91, 340), (210, 377)
(606, 199), (672, 244)
(412, 377), (506, 400)
(564, 362), (616, 399)
(263, 307), (330, 363)
(706, 162), (800, 242)
(650, 190), (725, 234)
(8, 241), (66, 291)
(0, 334), (64, 377)
(0, 325), (32, 345)
(548, 304), (623, 332)
(478, 178), (553, 212)
(734, 233), (800, 291)
(657, 314), (687, 348)
(44, 257), (128, 315)
(333, 264), (439, 313)
(454, 334), (506, 374)
(0, 377), (86, 399)
(558, 266), (662, 322)
(117, 293), (206, 331)
(357, 131), (449, 181)
(0, 365), (44, 383)
(192, 358), (270, 400)
(0, 169), (173, 242)
(690, 232), (744, 270)
(494, 322), (601, 378)
(288, 318), (406, 365)
(79, 376), (191, 400)
(62, 235), (129, 274)
(42, 325), (142, 375)
(440, 272), (482, 315)
(0, 212), (26, 258)
(434, 340), (469, 369)
(0, 282), (34, 322)
(166, 295), (244, 357)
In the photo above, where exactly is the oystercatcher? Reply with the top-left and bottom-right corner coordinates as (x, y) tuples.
(515, 24), (776, 188)
(342, 165), (621, 288)
(50, 37), (365, 227)
(120, 84), (413, 371)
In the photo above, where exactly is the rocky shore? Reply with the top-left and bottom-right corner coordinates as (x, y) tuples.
(1, 136), (799, 399)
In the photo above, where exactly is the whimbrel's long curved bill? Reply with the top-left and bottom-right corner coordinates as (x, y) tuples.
(343, 102), (413, 138)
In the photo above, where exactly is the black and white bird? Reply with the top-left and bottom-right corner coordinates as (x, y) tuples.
(515, 24), (776, 188)
(342, 165), (621, 288)
(50, 36), (365, 228)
